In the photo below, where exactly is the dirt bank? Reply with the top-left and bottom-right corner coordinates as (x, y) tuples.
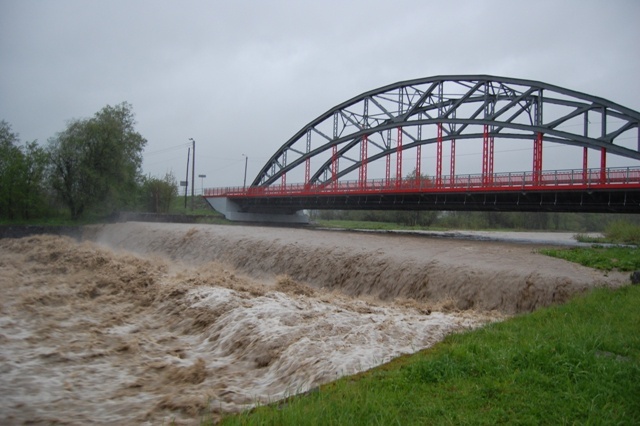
(89, 222), (627, 314)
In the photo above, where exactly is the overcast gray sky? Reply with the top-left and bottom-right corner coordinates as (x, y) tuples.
(1, 0), (639, 189)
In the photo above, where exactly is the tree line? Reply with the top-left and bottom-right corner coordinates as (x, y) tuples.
(314, 169), (640, 232)
(1, 102), (177, 222)
(315, 209), (640, 232)
(3, 102), (637, 232)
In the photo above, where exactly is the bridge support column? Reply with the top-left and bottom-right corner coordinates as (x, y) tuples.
(205, 197), (309, 224)
(582, 147), (588, 184)
(436, 123), (443, 187)
(533, 132), (543, 185)
(331, 144), (338, 189)
(415, 145), (422, 187)
(583, 112), (589, 184)
(305, 129), (311, 187)
(482, 125), (494, 185)
(385, 152), (391, 187)
(359, 135), (368, 188)
(396, 127), (403, 187)
(280, 150), (287, 190)
(600, 107), (607, 184)
(600, 148), (607, 184)
(450, 139), (456, 187)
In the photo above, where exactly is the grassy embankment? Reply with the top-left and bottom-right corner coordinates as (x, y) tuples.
(165, 195), (229, 223)
(540, 221), (640, 272)
(215, 285), (640, 425)
(212, 221), (640, 425)
(0, 195), (227, 226)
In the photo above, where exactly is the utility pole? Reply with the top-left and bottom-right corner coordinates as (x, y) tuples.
(184, 147), (190, 209)
(242, 154), (248, 189)
(189, 138), (195, 210)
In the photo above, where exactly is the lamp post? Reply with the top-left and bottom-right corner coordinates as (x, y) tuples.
(198, 174), (206, 195)
(242, 154), (248, 189)
(189, 138), (195, 210)
(183, 147), (190, 209)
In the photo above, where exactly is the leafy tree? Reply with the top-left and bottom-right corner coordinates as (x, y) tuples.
(0, 121), (49, 220)
(394, 168), (438, 226)
(317, 168), (439, 227)
(141, 172), (178, 213)
(0, 121), (22, 219)
(48, 102), (147, 219)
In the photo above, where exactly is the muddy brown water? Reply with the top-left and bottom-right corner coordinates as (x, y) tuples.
(0, 223), (626, 424)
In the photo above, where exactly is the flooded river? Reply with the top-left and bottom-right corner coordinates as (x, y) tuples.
(0, 223), (626, 424)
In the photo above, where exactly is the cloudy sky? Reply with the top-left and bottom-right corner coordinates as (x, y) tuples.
(1, 0), (639, 189)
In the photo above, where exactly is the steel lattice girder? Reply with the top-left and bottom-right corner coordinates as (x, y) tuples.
(252, 75), (640, 187)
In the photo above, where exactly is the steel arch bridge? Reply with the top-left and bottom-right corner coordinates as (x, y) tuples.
(205, 75), (640, 222)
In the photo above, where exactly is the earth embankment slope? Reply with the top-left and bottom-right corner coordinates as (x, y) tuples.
(89, 222), (626, 314)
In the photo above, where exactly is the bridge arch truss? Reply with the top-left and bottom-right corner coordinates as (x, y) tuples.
(253, 75), (640, 189)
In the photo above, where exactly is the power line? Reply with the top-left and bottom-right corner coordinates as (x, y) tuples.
(144, 142), (191, 156)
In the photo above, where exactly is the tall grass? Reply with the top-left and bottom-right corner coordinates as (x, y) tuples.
(217, 286), (640, 425)
(576, 220), (640, 245)
(604, 220), (640, 245)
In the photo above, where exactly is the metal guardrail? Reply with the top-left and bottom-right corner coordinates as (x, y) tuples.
(204, 166), (640, 198)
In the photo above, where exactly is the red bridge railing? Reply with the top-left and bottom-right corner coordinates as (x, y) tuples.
(204, 166), (640, 198)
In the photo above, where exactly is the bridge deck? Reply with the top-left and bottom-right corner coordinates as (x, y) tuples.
(204, 166), (640, 215)
(206, 166), (640, 198)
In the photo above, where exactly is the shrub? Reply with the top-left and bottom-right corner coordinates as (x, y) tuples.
(604, 221), (640, 245)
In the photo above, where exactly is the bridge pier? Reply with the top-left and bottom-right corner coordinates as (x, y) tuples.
(205, 197), (309, 224)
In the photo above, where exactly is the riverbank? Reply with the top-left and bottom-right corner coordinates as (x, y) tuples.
(0, 222), (631, 424)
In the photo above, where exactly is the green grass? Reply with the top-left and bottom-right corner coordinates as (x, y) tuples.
(314, 219), (446, 231)
(576, 221), (640, 245)
(168, 195), (220, 215)
(604, 221), (640, 245)
(540, 246), (640, 272)
(215, 285), (640, 425)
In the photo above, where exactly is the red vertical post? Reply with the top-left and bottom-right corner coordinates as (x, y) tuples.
(305, 130), (311, 189)
(533, 132), (543, 185)
(415, 145), (422, 188)
(482, 125), (489, 185)
(385, 152), (391, 188)
(396, 127), (403, 187)
(450, 139), (456, 187)
(600, 147), (607, 184)
(582, 147), (588, 184)
(331, 144), (338, 189)
(305, 158), (310, 187)
(436, 123), (443, 187)
(359, 135), (368, 188)
(488, 135), (494, 184)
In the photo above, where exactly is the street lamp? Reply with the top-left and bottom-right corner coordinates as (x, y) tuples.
(242, 154), (248, 189)
(189, 138), (195, 210)
(198, 174), (206, 195)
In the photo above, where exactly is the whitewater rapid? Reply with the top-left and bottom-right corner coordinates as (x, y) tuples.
(0, 232), (494, 424)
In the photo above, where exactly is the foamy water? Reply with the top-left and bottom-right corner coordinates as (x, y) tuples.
(0, 234), (496, 424)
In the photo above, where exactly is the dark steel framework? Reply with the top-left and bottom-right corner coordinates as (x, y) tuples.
(253, 75), (640, 189)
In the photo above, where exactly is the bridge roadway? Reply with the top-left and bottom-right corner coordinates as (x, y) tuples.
(204, 166), (640, 218)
